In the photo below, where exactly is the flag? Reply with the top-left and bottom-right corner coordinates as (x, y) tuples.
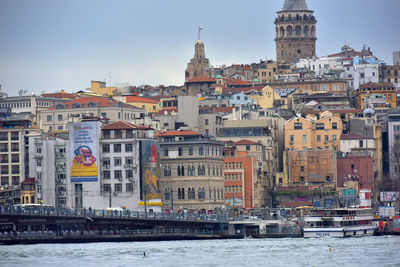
(199, 27), (203, 31)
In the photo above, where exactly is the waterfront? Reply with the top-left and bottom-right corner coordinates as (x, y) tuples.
(1, 236), (399, 267)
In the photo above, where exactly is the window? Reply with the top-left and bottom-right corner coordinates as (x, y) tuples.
(199, 147), (204, 155)
(0, 132), (7, 141)
(317, 135), (321, 142)
(359, 140), (364, 148)
(125, 143), (133, 152)
(114, 144), (121, 153)
(58, 114), (63, 121)
(294, 123), (302, 130)
(300, 166), (304, 172)
(114, 170), (122, 180)
(46, 115), (52, 122)
(289, 135), (294, 143)
(126, 183), (134, 192)
(316, 123), (325, 130)
(303, 135), (307, 143)
(103, 171), (111, 179)
(114, 157), (122, 166)
(332, 122), (337, 129)
(178, 147), (183, 156)
(325, 135), (329, 142)
(115, 183), (122, 192)
(103, 184), (111, 192)
(189, 147), (193, 156)
(102, 144), (110, 153)
(164, 149), (168, 156)
(205, 119), (209, 126)
(333, 135), (337, 141)
(246, 145), (250, 151)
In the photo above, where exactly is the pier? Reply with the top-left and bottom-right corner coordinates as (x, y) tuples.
(0, 206), (244, 244)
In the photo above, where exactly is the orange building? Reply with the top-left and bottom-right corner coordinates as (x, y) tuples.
(223, 157), (257, 209)
(285, 111), (343, 151)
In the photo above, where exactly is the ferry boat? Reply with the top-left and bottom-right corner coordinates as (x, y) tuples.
(302, 208), (377, 238)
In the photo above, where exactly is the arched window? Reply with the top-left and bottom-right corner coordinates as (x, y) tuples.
(192, 187), (195, 199)
(87, 102), (97, 108)
(188, 188), (192, 199)
(181, 188), (185, 199)
(198, 187), (202, 199)
(177, 166), (181, 176)
(303, 14), (308, 20)
(181, 166), (185, 176)
(287, 26), (293, 36)
(178, 188), (181, 200)
(178, 147), (183, 156)
(304, 26), (309, 37)
(71, 103), (81, 109)
(295, 26), (301, 36)
(55, 104), (65, 109)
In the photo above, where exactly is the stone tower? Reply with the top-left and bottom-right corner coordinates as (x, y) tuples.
(275, 0), (317, 63)
(185, 39), (211, 82)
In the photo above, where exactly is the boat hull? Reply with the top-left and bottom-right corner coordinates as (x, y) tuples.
(303, 227), (376, 238)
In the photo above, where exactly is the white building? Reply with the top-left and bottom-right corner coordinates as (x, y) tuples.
(28, 132), (68, 207)
(296, 56), (342, 76)
(340, 63), (380, 90)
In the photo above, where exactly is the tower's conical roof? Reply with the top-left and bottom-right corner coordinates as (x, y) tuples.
(282, 0), (309, 11)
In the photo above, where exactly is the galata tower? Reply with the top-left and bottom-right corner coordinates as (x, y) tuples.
(275, 0), (317, 63)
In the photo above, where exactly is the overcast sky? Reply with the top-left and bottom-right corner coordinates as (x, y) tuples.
(0, 0), (399, 96)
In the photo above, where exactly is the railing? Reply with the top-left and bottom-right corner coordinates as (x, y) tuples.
(0, 228), (219, 241)
(0, 205), (229, 223)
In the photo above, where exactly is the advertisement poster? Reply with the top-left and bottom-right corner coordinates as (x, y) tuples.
(69, 121), (99, 182)
(139, 140), (161, 200)
(380, 192), (400, 202)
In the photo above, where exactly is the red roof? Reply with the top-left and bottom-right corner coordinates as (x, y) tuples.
(187, 76), (215, 83)
(102, 121), (153, 130)
(159, 130), (202, 137)
(213, 107), (234, 113)
(41, 92), (77, 99)
(224, 78), (252, 86)
(21, 178), (35, 184)
(233, 140), (259, 145)
(222, 86), (263, 94)
(125, 96), (159, 104)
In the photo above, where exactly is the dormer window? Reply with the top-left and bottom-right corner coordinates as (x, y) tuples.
(87, 102), (98, 108)
(71, 103), (81, 109)
(55, 104), (65, 109)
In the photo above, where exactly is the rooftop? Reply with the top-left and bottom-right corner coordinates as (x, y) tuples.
(158, 130), (202, 137)
(282, 0), (309, 11)
(102, 121), (153, 130)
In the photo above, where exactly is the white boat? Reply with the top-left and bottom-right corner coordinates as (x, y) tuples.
(302, 208), (377, 238)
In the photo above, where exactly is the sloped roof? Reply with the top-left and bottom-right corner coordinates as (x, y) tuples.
(159, 130), (202, 137)
(186, 76), (215, 83)
(282, 0), (309, 11)
(125, 96), (158, 104)
(49, 96), (141, 110)
(340, 134), (373, 140)
(102, 121), (153, 130)
(233, 140), (259, 145)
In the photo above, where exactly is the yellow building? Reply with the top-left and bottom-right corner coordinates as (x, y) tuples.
(250, 86), (295, 109)
(285, 111), (343, 151)
(124, 96), (159, 113)
(90, 81), (119, 96)
(21, 178), (36, 204)
(354, 82), (397, 109)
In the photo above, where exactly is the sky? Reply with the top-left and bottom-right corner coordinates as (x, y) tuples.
(0, 0), (399, 96)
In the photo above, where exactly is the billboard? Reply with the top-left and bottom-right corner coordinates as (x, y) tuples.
(69, 121), (99, 182)
(380, 192), (400, 202)
(139, 140), (161, 200)
(379, 206), (395, 219)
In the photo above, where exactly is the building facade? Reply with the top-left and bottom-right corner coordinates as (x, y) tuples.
(159, 131), (225, 212)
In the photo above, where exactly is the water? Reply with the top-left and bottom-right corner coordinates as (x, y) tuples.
(1, 236), (399, 267)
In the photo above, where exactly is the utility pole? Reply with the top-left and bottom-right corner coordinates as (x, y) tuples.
(365, 127), (369, 191)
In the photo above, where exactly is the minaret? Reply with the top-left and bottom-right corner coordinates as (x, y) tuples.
(275, 0), (317, 63)
(185, 28), (211, 82)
